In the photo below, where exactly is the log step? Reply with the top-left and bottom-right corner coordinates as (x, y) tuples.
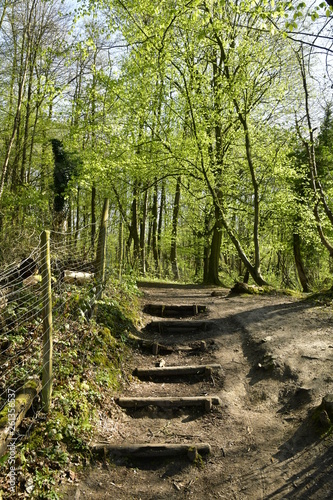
(144, 320), (211, 334)
(116, 396), (221, 411)
(91, 442), (211, 461)
(133, 364), (221, 379)
(138, 340), (207, 355)
(143, 304), (207, 318)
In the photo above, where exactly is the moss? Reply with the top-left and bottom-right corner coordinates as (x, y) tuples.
(0, 407), (7, 428)
(306, 288), (333, 305)
(0, 380), (40, 429)
(193, 452), (205, 469)
(101, 327), (117, 347)
(92, 350), (113, 369)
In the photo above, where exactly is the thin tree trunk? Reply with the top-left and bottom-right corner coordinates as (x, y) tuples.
(152, 179), (158, 270)
(74, 185), (80, 247)
(205, 205), (222, 285)
(0, 1), (36, 202)
(91, 184), (96, 250)
(293, 232), (309, 292)
(203, 210), (211, 284)
(157, 179), (165, 261)
(118, 218), (124, 276)
(127, 184), (140, 264)
(140, 187), (148, 274)
(170, 176), (181, 280)
(21, 56), (35, 184)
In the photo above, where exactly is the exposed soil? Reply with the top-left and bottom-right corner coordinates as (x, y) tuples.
(61, 285), (333, 499)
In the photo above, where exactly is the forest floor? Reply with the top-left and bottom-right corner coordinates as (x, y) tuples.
(61, 284), (333, 499)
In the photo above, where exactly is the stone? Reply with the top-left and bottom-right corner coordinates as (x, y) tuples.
(319, 410), (331, 427)
(322, 394), (333, 418)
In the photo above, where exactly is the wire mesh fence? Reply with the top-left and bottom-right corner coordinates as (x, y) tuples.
(0, 218), (108, 455)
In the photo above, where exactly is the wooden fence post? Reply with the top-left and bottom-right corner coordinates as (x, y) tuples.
(41, 230), (53, 412)
(96, 198), (109, 299)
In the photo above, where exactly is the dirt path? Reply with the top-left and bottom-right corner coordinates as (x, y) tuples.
(61, 285), (333, 499)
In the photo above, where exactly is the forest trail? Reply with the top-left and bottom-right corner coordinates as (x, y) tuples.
(61, 285), (333, 499)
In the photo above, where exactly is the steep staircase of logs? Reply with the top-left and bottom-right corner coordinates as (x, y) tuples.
(93, 299), (222, 464)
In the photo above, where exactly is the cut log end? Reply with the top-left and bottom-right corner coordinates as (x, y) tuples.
(63, 270), (94, 285)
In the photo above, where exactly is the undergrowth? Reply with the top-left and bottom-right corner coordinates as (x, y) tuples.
(0, 276), (141, 499)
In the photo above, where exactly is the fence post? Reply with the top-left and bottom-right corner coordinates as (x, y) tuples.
(41, 230), (53, 412)
(96, 198), (109, 299)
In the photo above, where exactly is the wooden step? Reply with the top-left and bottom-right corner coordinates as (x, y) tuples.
(138, 340), (207, 355)
(144, 320), (211, 334)
(143, 304), (207, 318)
(116, 396), (221, 411)
(133, 363), (221, 379)
(91, 442), (211, 461)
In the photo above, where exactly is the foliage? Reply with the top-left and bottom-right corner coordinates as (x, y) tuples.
(0, 274), (141, 498)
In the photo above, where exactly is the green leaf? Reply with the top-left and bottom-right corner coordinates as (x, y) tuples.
(311, 12), (319, 21)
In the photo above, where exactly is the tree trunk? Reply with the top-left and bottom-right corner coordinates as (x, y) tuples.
(118, 218), (124, 276)
(0, 3), (34, 203)
(293, 232), (309, 292)
(127, 184), (140, 264)
(91, 184), (96, 251)
(170, 176), (181, 280)
(205, 205), (222, 285)
(157, 179), (165, 261)
(152, 179), (158, 270)
(140, 187), (148, 274)
(21, 55), (35, 184)
(203, 207), (211, 283)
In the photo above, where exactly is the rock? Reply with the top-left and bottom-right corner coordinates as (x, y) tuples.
(200, 341), (207, 351)
(294, 387), (313, 404)
(322, 394), (333, 418)
(319, 410), (331, 427)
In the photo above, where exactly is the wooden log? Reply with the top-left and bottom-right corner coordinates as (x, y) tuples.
(41, 230), (53, 413)
(187, 447), (199, 462)
(0, 380), (41, 457)
(144, 320), (210, 334)
(133, 364), (221, 378)
(116, 396), (221, 409)
(138, 340), (206, 355)
(143, 304), (207, 318)
(23, 274), (42, 287)
(63, 270), (94, 284)
(95, 198), (109, 300)
(91, 442), (211, 460)
(152, 342), (159, 355)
